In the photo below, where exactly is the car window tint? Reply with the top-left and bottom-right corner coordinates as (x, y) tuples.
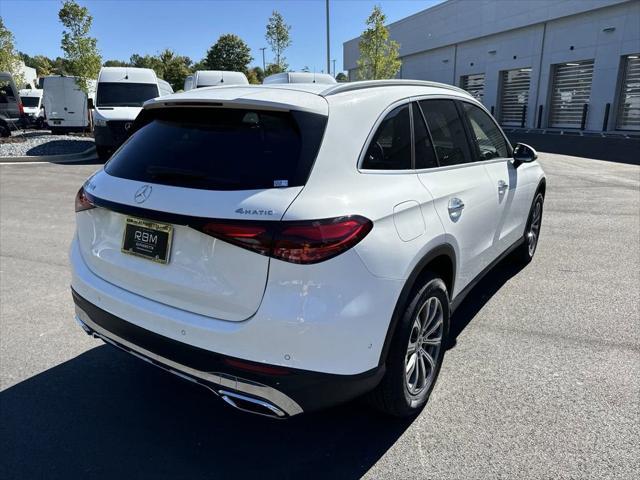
(462, 102), (509, 160)
(105, 107), (327, 191)
(419, 99), (472, 167)
(362, 104), (412, 170)
(412, 103), (438, 169)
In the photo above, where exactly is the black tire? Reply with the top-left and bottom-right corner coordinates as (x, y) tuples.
(50, 127), (62, 135)
(0, 122), (10, 138)
(512, 191), (544, 265)
(367, 274), (450, 417)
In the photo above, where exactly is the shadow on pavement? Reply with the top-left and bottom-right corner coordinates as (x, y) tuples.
(0, 254), (526, 479)
(505, 130), (640, 165)
(0, 345), (412, 479)
(27, 140), (95, 156)
(448, 254), (526, 348)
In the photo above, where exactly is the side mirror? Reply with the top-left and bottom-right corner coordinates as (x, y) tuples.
(513, 143), (538, 164)
(87, 98), (94, 110)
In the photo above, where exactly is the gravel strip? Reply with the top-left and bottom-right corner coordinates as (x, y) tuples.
(0, 130), (94, 157)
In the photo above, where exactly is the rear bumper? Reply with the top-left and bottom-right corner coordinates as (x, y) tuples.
(72, 289), (384, 417)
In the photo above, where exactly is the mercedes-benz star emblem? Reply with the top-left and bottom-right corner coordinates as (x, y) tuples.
(124, 122), (132, 131)
(134, 185), (152, 204)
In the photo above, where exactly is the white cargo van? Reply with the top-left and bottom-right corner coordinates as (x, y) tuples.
(19, 88), (43, 126)
(183, 75), (194, 91)
(191, 70), (249, 88)
(93, 67), (173, 159)
(263, 72), (337, 84)
(42, 76), (96, 134)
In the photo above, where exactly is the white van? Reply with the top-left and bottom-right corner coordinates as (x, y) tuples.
(183, 75), (194, 91)
(19, 88), (43, 126)
(42, 76), (96, 134)
(190, 70), (249, 89)
(263, 72), (337, 84)
(93, 67), (173, 159)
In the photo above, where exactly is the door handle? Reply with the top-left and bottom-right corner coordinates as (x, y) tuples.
(498, 180), (509, 191)
(448, 197), (465, 213)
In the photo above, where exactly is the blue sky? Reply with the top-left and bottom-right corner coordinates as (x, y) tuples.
(1, 0), (441, 74)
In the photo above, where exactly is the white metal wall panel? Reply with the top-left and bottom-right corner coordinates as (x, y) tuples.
(616, 54), (640, 131)
(499, 68), (531, 127)
(549, 60), (595, 128)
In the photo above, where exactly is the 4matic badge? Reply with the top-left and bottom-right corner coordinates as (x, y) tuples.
(235, 208), (275, 216)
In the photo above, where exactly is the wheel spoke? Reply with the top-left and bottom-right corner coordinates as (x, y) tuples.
(405, 295), (444, 396)
(406, 352), (417, 377)
(420, 348), (436, 372)
(424, 318), (442, 339)
(417, 353), (427, 389)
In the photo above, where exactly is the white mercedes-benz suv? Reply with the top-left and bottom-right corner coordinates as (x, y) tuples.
(71, 80), (545, 418)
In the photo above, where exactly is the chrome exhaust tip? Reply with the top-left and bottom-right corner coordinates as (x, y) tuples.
(219, 390), (287, 419)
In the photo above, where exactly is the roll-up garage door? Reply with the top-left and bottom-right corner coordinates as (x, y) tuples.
(499, 68), (531, 127)
(460, 74), (485, 103)
(616, 54), (640, 131)
(549, 60), (594, 128)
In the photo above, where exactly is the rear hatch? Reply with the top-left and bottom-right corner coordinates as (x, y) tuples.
(76, 103), (327, 321)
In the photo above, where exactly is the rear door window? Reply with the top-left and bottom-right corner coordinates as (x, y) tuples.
(419, 99), (473, 167)
(362, 104), (412, 170)
(105, 107), (327, 191)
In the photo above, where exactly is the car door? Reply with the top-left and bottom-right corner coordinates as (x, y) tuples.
(414, 99), (499, 297)
(460, 101), (530, 254)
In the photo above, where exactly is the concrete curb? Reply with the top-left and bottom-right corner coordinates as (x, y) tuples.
(0, 145), (98, 164)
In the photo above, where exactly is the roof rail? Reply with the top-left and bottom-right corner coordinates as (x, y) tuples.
(320, 79), (469, 97)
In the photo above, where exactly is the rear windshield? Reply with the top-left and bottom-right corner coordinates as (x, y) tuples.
(21, 96), (40, 107)
(97, 82), (159, 107)
(105, 107), (327, 191)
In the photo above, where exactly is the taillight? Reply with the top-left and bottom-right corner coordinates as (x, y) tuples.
(199, 215), (372, 264)
(202, 222), (271, 256)
(18, 102), (24, 116)
(75, 186), (96, 212)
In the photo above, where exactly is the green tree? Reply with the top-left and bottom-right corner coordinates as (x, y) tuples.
(129, 50), (191, 91)
(103, 59), (129, 67)
(58, 0), (101, 92)
(246, 66), (264, 84)
(157, 49), (192, 91)
(336, 72), (348, 83)
(204, 34), (252, 73)
(265, 11), (291, 71)
(356, 6), (401, 80)
(0, 17), (25, 86)
(264, 63), (285, 77)
(129, 53), (162, 72)
(28, 55), (54, 76)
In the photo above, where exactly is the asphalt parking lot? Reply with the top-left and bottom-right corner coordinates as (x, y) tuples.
(1, 153), (638, 479)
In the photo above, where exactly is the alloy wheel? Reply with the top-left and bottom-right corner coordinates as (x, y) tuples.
(405, 296), (444, 396)
(527, 199), (542, 256)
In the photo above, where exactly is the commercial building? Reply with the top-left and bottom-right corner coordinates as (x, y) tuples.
(343, 0), (640, 132)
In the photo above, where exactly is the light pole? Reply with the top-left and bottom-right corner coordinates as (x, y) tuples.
(326, 0), (331, 75)
(332, 59), (336, 77)
(260, 47), (267, 71)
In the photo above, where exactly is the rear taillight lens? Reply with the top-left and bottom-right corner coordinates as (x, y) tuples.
(75, 186), (96, 212)
(199, 215), (372, 264)
(18, 102), (24, 116)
